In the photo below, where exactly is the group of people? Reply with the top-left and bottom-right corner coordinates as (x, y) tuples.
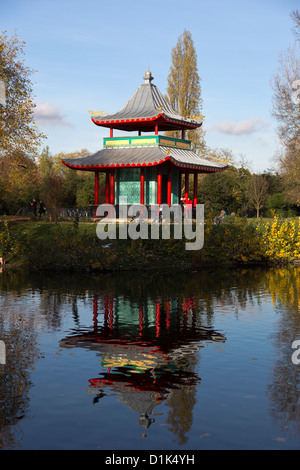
(30, 199), (46, 219)
(181, 197), (193, 219)
(153, 198), (226, 223)
(152, 197), (194, 223)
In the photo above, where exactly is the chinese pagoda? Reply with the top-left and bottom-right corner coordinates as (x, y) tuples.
(62, 70), (227, 210)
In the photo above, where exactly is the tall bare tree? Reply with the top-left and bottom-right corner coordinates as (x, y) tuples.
(291, 9), (300, 40)
(271, 11), (300, 204)
(271, 44), (300, 144)
(246, 174), (269, 218)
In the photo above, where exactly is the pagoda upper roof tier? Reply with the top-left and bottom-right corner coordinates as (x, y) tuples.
(90, 70), (203, 132)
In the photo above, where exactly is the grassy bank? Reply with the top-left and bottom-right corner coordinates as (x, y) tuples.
(1, 215), (300, 272)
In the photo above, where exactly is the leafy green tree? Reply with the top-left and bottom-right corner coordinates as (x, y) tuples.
(266, 191), (298, 216)
(0, 150), (38, 214)
(165, 29), (205, 154)
(0, 31), (45, 156)
(38, 147), (97, 213)
(38, 146), (64, 218)
(56, 149), (98, 208)
(199, 164), (251, 216)
(75, 173), (95, 208)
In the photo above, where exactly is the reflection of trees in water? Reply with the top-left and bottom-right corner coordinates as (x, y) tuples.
(0, 321), (39, 448)
(1, 266), (300, 445)
(166, 387), (197, 446)
(263, 267), (300, 439)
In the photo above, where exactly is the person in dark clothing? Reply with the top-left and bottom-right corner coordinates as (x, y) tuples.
(30, 198), (37, 217)
(39, 201), (46, 219)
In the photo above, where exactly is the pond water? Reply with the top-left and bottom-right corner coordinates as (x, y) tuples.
(0, 266), (300, 450)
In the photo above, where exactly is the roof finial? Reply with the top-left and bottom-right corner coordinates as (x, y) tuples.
(143, 67), (154, 83)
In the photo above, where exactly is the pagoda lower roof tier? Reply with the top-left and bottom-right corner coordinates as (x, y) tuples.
(61, 145), (227, 172)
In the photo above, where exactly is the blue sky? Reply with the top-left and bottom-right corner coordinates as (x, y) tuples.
(2, 0), (299, 171)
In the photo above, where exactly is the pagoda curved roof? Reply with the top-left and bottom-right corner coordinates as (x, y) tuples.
(62, 146), (227, 172)
(91, 71), (203, 132)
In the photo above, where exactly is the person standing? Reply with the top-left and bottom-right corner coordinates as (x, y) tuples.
(39, 200), (46, 219)
(30, 198), (37, 217)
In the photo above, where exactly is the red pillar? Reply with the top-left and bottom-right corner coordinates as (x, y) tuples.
(138, 304), (143, 337)
(110, 128), (113, 138)
(94, 171), (99, 205)
(93, 295), (98, 330)
(167, 167), (172, 205)
(157, 167), (162, 205)
(185, 171), (189, 201)
(110, 170), (115, 205)
(105, 172), (110, 203)
(155, 123), (158, 135)
(165, 300), (171, 330)
(108, 293), (114, 330)
(155, 301), (161, 338)
(140, 168), (145, 205)
(193, 172), (198, 206)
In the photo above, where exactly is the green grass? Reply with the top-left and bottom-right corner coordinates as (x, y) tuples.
(2, 215), (300, 272)
(3, 218), (191, 272)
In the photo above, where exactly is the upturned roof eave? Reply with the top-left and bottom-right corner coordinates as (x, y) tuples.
(62, 157), (227, 173)
(61, 146), (227, 173)
(91, 113), (203, 131)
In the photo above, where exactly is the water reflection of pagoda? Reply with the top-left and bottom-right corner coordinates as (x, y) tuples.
(60, 293), (225, 436)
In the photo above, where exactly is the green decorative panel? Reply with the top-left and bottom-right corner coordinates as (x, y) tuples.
(115, 168), (140, 204)
(172, 169), (179, 204)
(115, 167), (179, 205)
(145, 168), (156, 205)
(103, 135), (191, 149)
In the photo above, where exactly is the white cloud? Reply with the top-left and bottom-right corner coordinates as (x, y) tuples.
(213, 118), (269, 135)
(34, 102), (72, 127)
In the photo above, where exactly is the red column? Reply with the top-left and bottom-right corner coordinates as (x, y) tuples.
(110, 170), (115, 205)
(108, 293), (114, 330)
(155, 123), (158, 135)
(105, 172), (110, 203)
(94, 171), (99, 205)
(165, 300), (171, 330)
(93, 295), (98, 330)
(185, 171), (189, 201)
(140, 168), (145, 205)
(157, 167), (162, 205)
(167, 167), (172, 205)
(193, 172), (198, 206)
(138, 304), (143, 337)
(110, 128), (113, 138)
(155, 301), (161, 338)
